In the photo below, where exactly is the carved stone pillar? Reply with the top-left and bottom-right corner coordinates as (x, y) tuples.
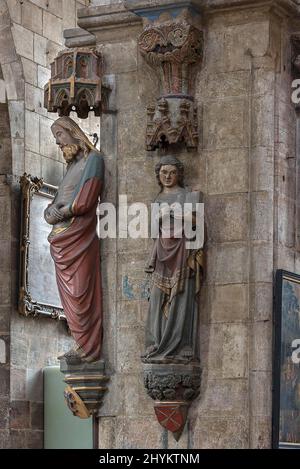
(124, 1), (203, 442)
(125, 1), (203, 151)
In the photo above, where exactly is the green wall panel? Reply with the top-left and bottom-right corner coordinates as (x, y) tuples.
(44, 366), (93, 449)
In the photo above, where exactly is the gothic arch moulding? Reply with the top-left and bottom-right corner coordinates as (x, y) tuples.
(0, 0), (25, 176)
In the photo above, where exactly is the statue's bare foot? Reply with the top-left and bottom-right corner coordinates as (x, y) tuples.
(57, 348), (83, 364)
(58, 346), (100, 364)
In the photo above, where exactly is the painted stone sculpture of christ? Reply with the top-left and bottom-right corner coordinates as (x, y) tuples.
(44, 116), (104, 364)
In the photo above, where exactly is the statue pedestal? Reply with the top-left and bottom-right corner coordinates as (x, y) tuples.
(60, 359), (109, 419)
(143, 363), (201, 440)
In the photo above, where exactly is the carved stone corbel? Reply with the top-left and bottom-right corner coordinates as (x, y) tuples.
(127, 2), (203, 150)
(144, 363), (201, 441)
(60, 359), (109, 419)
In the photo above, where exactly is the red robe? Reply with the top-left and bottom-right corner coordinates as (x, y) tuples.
(49, 151), (104, 361)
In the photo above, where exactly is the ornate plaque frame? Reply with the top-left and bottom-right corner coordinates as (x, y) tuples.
(19, 174), (66, 321)
(273, 270), (300, 449)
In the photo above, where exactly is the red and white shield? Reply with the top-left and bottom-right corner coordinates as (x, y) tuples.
(154, 402), (188, 438)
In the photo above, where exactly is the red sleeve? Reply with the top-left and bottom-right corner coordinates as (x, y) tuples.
(72, 178), (102, 216)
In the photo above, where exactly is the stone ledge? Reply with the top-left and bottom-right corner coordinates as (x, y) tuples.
(64, 28), (96, 48)
(205, 0), (298, 12)
(125, 0), (299, 14)
(124, 0), (202, 15)
(75, 0), (299, 39)
(85, 0), (300, 17)
(60, 358), (110, 418)
(77, 2), (142, 32)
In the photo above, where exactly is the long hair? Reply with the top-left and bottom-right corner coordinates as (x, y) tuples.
(51, 116), (98, 158)
(155, 155), (185, 192)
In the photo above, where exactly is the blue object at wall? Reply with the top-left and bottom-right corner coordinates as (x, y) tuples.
(44, 366), (93, 449)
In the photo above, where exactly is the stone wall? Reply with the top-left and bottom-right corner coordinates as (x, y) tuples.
(0, 0), (96, 448)
(72, 0), (300, 449)
(0, 67), (12, 444)
(194, 6), (278, 449)
(274, 18), (300, 272)
(1, 0), (300, 449)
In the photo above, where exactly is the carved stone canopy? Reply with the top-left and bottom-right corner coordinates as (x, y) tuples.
(136, 7), (203, 151)
(44, 48), (111, 119)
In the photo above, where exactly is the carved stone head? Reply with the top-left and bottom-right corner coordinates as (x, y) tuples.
(51, 116), (96, 163)
(155, 155), (185, 190)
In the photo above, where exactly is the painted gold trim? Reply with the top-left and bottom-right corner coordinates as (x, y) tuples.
(49, 218), (75, 237)
(72, 386), (108, 392)
(65, 375), (109, 381)
(280, 441), (300, 446)
(64, 385), (90, 419)
(154, 400), (188, 405)
(70, 75), (75, 99)
(283, 275), (300, 285)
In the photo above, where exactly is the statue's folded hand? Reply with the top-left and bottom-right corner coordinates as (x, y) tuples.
(44, 204), (64, 225)
(52, 207), (64, 220)
(58, 205), (73, 219)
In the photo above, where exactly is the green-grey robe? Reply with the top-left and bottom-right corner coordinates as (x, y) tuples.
(142, 188), (204, 364)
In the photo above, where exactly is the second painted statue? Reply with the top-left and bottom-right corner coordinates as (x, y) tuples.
(142, 155), (204, 365)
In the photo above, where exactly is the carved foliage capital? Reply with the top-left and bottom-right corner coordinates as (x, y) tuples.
(139, 19), (203, 68)
(137, 10), (203, 150)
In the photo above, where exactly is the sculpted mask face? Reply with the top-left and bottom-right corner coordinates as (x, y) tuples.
(159, 165), (179, 189)
(51, 124), (81, 163)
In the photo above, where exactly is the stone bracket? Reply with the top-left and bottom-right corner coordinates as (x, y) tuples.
(60, 359), (110, 419)
(126, 0), (203, 151)
(143, 363), (201, 441)
(64, 27), (96, 49)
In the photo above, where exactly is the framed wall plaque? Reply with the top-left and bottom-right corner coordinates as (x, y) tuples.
(19, 173), (66, 321)
(273, 270), (300, 448)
